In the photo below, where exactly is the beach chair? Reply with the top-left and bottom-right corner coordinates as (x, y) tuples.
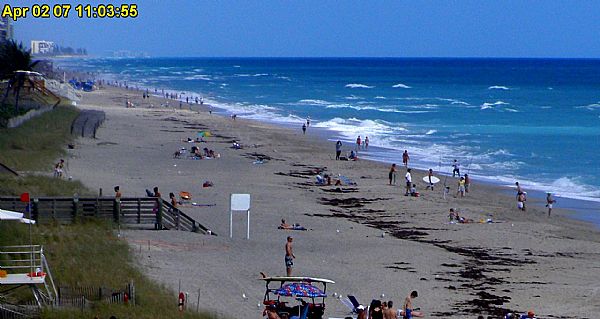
(340, 295), (361, 313)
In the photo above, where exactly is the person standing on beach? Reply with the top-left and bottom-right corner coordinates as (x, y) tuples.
(452, 159), (460, 177)
(356, 136), (362, 151)
(402, 150), (410, 167)
(365, 136), (369, 150)
(456, 177), (466, 197)
(384, 300), (397, 319)
(546, 192), (556, 216)
(403, 291), (424, 318)
(302, 123), (307, 135)
(405, 168), (412, 196)
(389, 164), (397, 185)
(306, 117), (310, 127)
(464, 174), (470, 193)
(114, 186), (122, 199)
(335, 140), (343, 160)
(285, 236), (295, 276)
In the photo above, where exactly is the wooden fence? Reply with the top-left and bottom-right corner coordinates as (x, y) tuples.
(0, 197), (214, 235)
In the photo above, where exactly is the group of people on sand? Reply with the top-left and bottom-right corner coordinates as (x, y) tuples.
(334, 140), (361, 161)
(355, 135), (370, 151)
(351, 291), (424, 319)
(516, 181), (556, 216)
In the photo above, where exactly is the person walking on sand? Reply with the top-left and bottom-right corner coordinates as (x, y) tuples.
(452, 159), (460, 177)
(365, 136), (369, 150)
(402, 150), (410, 167)
(403, 291), (424, 318)
(546, 192), (556, 216)
(516, 182), (526, 211)
(426, 169), (435, 190)
(335, 140), (343, 160)
(405, 168), (412, 196)
(306, 116), (311, 127)
(285, 236), (295, 276)
(356, 136), (362, 151)
(302, 123), (306, 135)
(389, 164), (397, 185)
(53, 159), (65, 178)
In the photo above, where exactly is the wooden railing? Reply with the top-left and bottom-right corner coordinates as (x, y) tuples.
(0, 197), (214, 235)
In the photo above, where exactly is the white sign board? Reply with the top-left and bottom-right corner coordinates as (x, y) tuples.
(230, 194), (251, 239)
(230, 194), (251, 211)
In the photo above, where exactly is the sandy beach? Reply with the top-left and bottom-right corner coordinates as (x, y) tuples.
(64, 85), (600, 318)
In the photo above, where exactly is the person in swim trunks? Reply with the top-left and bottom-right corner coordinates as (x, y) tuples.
(403, 291), (424, 319)
(285, 236), (295, 276)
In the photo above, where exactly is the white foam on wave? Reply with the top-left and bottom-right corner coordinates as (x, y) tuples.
(374, 96), (387, 99)
(425, 130), (437, 135)
(505, 108), (519, 112)
(324, 104), (433, 114)
(392, 83), (412, 89)
(298, 99), (331, 106)
(183, 74), (212, 81)
(345, 83), (374, 89)
(345, 95), (364, 100)
(577, 102), (600, 111)
(314, 117), (405, 140)
(488, 85), (510, 90)
(481, 101), (509, 110)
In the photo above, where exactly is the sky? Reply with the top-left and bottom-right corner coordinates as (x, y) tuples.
(9, 0), (600, 58)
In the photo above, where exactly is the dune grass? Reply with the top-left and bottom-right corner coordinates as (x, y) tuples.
(0, 105), (79, 171)
(0, 175), (91, 197)
(0, 221), (215, 319)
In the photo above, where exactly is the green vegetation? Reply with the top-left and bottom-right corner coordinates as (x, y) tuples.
(0, 221), (214, 319)
(0, 105), (79, 171)
(0, 175), (90, 197)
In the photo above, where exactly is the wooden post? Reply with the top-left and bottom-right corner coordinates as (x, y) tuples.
(113, 198), (121, 224)
(52, 198), (56, 222)
(32, 198), (39, 223)
(72, 197), (79, 223)
(156, 198), (163, 230)
(137, 198), (141, 224)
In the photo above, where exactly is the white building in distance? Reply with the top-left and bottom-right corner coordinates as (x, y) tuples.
(31, 40), (55, 55)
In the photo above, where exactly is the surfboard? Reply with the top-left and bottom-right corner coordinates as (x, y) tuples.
(423, 176), (440, 184)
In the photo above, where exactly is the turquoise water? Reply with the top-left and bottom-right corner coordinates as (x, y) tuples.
(58, 58), (600, 211)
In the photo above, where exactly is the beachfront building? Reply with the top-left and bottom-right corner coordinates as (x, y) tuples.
(31, 40), (55, 55)
(0, 16), (13, 42)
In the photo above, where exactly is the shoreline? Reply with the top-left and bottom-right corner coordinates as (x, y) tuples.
(61, 84), (600, 318)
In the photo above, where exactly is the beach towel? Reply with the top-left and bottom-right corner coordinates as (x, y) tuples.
(339, 175), (357, 186)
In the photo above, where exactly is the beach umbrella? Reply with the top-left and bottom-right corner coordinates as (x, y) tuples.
(0, 208), (35, 224)
(274, 282), (327, 298)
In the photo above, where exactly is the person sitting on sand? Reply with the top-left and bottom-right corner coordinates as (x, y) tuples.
(280, 219), (293, 229)
(410, 184), (419, 197)
(517, 192), (527, 211)
(324, 174), (332, 185)
(349, 150), (358, 160)
(316, 174), (326, 185)
(403, 291), (424, 319)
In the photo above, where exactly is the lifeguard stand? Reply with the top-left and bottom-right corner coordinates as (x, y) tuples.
(0, 245), (57, 307)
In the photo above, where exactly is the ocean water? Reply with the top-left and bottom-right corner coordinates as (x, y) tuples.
(57, 58), (600, 208)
